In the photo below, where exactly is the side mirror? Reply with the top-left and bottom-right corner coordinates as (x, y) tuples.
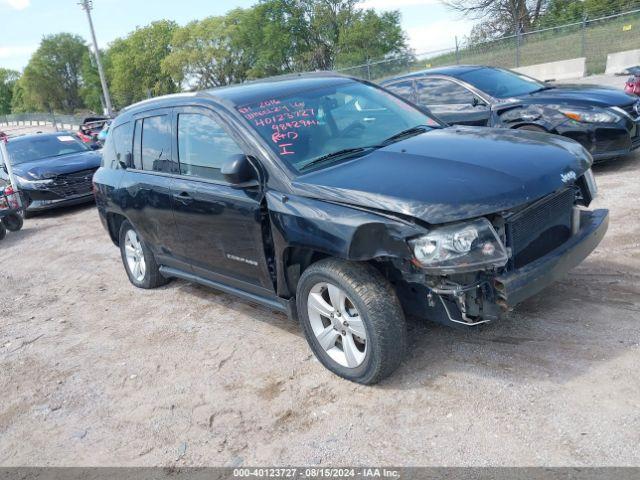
(221, 154), (259, 187)
(118, 152), (133, 170)
(89, 143), (101, 151)
(472, 97), (488, 108)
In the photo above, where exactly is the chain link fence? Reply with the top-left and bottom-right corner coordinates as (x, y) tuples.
(336, 8), (640, 81)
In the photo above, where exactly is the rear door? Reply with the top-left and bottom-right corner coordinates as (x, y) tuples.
(118, 109), (186, 270)
(414, 77), (491, 126)
(170, 106), (274, 295)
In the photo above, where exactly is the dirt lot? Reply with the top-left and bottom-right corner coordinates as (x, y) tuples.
(2, 98), (640, 467)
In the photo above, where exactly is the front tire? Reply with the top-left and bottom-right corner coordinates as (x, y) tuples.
(2, 213), (24, 232)
(0, 223), (6, 241)
(296, 259), (407, 384)
(119, 220), (169, 289)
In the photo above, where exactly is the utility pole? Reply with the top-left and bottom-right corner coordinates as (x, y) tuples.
(79, 0), (114, 117)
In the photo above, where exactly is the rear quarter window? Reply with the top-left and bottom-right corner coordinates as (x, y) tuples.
(103, 121), (133, 169)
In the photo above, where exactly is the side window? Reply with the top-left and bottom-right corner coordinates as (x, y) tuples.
(385, 80), (415, 102)
(132, 119), (143, 170)
(100, 129), (117, 169)
(141, 115), (172, 172)
(177, 113), (243, 181)
(416, 78), (475, 106)
(111, 122), (133, 169)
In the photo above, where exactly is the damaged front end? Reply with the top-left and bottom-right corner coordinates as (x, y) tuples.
(391, 170), (608, 327)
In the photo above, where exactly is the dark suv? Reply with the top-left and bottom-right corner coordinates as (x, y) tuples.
(94, 73), (608, 384)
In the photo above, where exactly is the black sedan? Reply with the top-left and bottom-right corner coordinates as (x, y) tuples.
(381, 65), (640, 162)
(0, 132), (102, 213)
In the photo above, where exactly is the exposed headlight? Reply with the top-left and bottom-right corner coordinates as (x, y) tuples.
(16, 175), (54, 187)
(500, 105), (543, 122)
(409, 218), (508, 274)
(559, 107), (620, 123)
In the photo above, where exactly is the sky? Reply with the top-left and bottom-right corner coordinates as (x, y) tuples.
(0, 0), (475, 72)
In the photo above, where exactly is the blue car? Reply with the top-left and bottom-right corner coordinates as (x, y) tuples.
(0, 132), (102, 213)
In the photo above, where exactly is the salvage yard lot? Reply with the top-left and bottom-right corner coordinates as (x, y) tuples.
(2, 153), (639, 467)
(2, 107), (640, 467)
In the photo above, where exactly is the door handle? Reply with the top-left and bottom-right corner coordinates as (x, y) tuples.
(173, 191), (193, 204)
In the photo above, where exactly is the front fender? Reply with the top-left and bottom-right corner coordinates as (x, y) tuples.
(266, 191), (423, 295)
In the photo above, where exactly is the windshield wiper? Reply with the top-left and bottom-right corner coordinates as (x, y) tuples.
(299, 146), (379, 172)
(380, 125), (431, 146)
(530, 85), (553, 94)
(298, 125), (434, 172)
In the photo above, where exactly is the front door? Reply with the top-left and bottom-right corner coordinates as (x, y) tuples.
(414, 77), (491, 126)
(170, 106), (274, 295)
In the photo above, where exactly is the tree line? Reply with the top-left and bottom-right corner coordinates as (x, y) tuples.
(446, 0), (640, 44)
(0, 0), (409, 115)
(3, 0), (639, 115)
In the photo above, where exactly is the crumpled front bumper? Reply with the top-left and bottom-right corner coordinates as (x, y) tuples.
(559, 118), (640, 162)
(494, 209), (608, 307)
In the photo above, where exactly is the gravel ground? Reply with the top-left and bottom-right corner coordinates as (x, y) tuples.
(1, 84), (640, 467)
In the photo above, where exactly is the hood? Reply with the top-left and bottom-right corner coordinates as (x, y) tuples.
(12, 150), (102, 180)
(526, 84), (637, 108)
(292, 126), (591, 224)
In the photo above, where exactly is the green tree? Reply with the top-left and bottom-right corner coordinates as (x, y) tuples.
(164, 0), (410, 87)
(239, 0), (305, 77)
(337, 9), (408, 68)
(269, 0), (409, 71)
(107, 20), (179, 108)
(10, 78), (37, 113)
(21, 33), (89, 113)
(163, 10), (254, 89)
(0, 68), (19, 115)
(80, 50), (105, 113)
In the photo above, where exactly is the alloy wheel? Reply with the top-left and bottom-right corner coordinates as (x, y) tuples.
(124, 229), (146, 282)
(307, 282), (367, 368)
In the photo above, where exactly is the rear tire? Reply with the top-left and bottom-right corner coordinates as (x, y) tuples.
(118, 220), (169, 289)
(2, 213), (23, 232)
(0, 223), (6, 241)
(296, 258), (407, 384)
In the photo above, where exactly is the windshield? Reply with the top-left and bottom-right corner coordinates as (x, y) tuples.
(236, 80), (440, 172)
(6, 134), (89, 165)
(458, 67), (546, 99)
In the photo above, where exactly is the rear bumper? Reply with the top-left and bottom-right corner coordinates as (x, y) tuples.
(494, 209), (608, 307)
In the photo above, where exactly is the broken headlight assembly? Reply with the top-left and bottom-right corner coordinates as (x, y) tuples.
(408, 218), (509, 274)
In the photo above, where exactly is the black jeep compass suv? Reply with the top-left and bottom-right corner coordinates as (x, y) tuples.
(93, 73), (608, 384)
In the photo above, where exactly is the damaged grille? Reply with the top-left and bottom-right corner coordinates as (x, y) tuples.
(41, 169), (96, 198)
(506, 188), (576, 269)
